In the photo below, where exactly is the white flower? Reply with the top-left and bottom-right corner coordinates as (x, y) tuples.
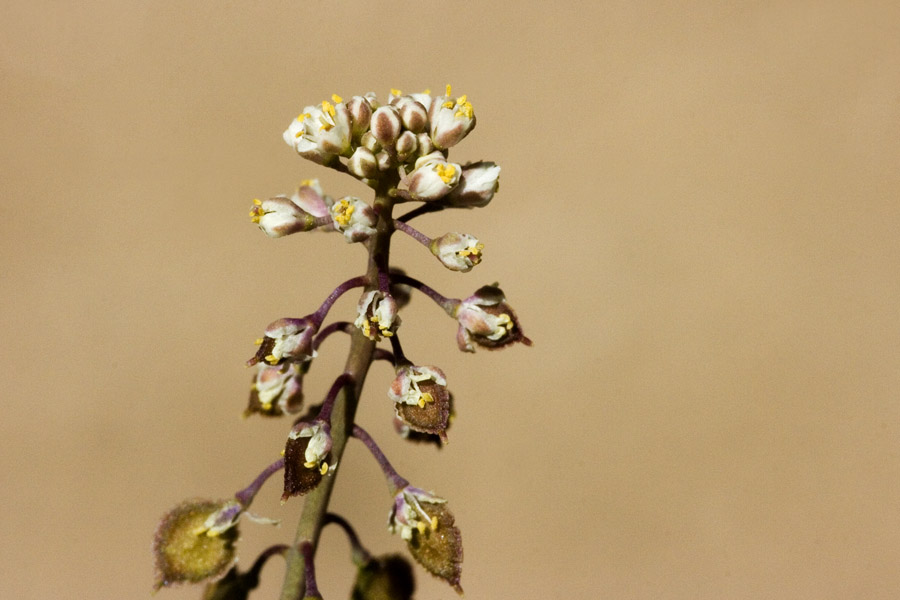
(248, 318), (317, 366)
(249, 197), (313, 238)
(354, 290), (400, 341)
(454, 285), (530, 352)
(445, 162), (501, 208)
(328, 196), (377, 242)
(250, 362), (303, 415)
(389, 486), (446, 541)
(288, 421), (334, 472)
(389, 365), (447, 408)
(430, 232), (484, 272)
(429, 85), (476, 149)
(402, 152), (462, 201)
(283, 96), (352, 163)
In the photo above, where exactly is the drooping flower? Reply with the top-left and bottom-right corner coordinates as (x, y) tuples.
(245, 362), (305, 417)
(248, 318), (317, 366)
(283, 421), (335, 500)
(354, 290), (401, 341)
(430, 232), (484, 272)
(388, 486), (463, 594)
(389, 365), (451, 442)
(454, 285), (531, 352)
(249, 197), (316, 238)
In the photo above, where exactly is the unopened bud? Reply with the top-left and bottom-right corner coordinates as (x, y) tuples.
(376, 150), (393, 172)
(396, 97), (428, 133)
(415, 132), (434, 157)
(360, 131), (381, 153)
(347, 95), (373, 138)
(371, 105), (402, 145)
(348, 147), (379, 179)
(395, 130), (418, 162)
(445, 162), (501, 208)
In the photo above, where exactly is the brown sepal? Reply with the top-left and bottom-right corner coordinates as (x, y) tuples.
(394, 381), (450, 443)
(351, 554), (415, 600)
(406, 503), (463, 594)
(282, 435), (323, 501)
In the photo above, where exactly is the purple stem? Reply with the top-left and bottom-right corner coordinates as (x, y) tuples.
(300, 542), (321, 598)
(311, 276), (368, 325)
(312, 215), (334, 228)
(389, 334), (409, 366)
(393, 219), (433, 248)
(324, 513), (372, 565)
(235, 457), (286, 507)
(317, 372), (354, 423)
(397, 202), (445, 223)
(352, 424), (408, 493)
(391, 273), (459, 315)
(373, 348), (396, 365)
(313, 321), (353, 351)
(245, 544), (289, 584)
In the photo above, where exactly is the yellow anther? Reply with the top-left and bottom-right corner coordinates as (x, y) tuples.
(496, 313), (513, 331)
(331, 93), (343, 103)
(382, 330), (394, 337)
(430, 516), (438, 530)
(445, 84), (452, 96)
(319, 463), (329, 475)
(321, 100), (335, 117)
(417, 521), (427, 535)
(280, 448), (286, 457)
(369, 315), (380, 323)
(442, 100), (455, 109)
(254, 338), (264, 345)
(391, 88), (402, 96)
(303, 460), (316, 469)
(333, 200), (355, 227)
(301, 178), (315, 186)
(318, 115), (334, 131)
(251, 216), (260, 223)
(206, 529), (220, 538)
(457, 94), (467, 105)
(295, 130), (304, 138)
(477, 242), (485, 250)
(260, 402), (272, 410)
(265, 354), (278, 364)
(434, 163), (457, 183)
(423, 88), (431, 94)
(253, 198), (262, 206)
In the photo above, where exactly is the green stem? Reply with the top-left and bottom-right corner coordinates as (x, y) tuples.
(278, 177), (396, 600)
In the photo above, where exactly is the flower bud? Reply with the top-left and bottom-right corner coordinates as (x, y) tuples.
(283, 421), (334, 499)
(248, 318), (317, 366)
(329, 196), (377, 242)
(429, 232), (484, 272)
(371, 105), (402, 145)
(351, 554), (415, 600)
(360, 130), (381, 153)
(348, 147), (379, 179)
(401, 152), (461, 202)
(245, 362), (305, 417)
(153, 499), (241, 590)
(347, 95), (373, 138)
(415, 132), (435, 157)
(249, 197), (316, 238)
(444, 161), (500, 208)
(395, 97), (428, 133)
(389, 365), (451, 442)
(354, 290), (401, 341)
(430, 86), (475, 150)
(389, 487), (462, 594)
(455, 285), (531, 352)
(375, 150), (393, 172)
(395, 130), (418, 162)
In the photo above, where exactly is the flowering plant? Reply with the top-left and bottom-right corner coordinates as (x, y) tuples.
(153, 85), (530, 599)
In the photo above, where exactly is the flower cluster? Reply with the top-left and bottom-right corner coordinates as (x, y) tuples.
(155, 86), (529, 599)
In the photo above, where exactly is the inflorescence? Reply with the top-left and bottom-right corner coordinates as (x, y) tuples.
(154, 85), (531, 599)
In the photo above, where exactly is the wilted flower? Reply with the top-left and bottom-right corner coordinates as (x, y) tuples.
(445, 161), (500, 208)
(283, 421), (335, 499)
(329, 196), (377, 242)
(389, 486), (463, 594)
(401, 152), (461, 201)
(248, 318), (317, 366)
(454, 285), (531, 352)
(430, 232), (484, 272)
(245, 362), (305, 417)
(354, 291), (400, 341)
(153, 499), (241, 590)
(429, 85), (475, 150)
(389, 365), (451, 442)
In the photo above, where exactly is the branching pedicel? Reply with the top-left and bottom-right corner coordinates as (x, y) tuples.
(153, 86), (531, 599)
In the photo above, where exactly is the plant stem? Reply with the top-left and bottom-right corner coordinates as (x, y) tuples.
(278, 177), (396, 600)
(234, 457), (285, 507)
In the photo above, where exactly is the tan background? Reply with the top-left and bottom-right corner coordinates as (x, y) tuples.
(2, 1), (899, 598)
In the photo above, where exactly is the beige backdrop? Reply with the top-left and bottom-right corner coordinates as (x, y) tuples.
(2, 1), (899, 599)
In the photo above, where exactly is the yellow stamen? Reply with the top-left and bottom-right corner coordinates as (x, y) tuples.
(254, 338), (264, 345)
(321, 100), (335, 118)
(457, 94), (467, 105)
(297, 112), (310, 121)
(391, 88), (402, 96)
(445, 84), (452, 96)
(417, 521), (427, 535)
(331, 93), (343, 103)
(434, 163), (457, 183)
(301, 178), (315, 186)
(280, 448), (286, 456)
(332, 199), (355, 227)
(260, 402), (272, 410)
(304, 461), (317, 469)
(319, 463), (329, 475)
(265, 354), (278, 364)
(253, 198), (262, 206)
(430, 516), (438, 530)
